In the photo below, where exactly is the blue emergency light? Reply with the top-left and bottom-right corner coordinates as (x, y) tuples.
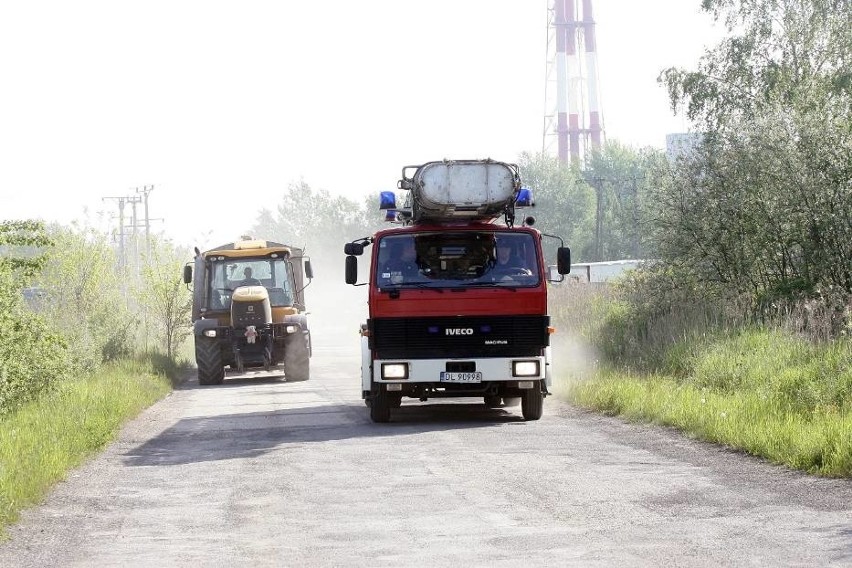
(379, 191), (397, 210)
(515, 188), (534, 207)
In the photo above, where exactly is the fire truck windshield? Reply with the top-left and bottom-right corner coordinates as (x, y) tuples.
(375, 232), (540, 289)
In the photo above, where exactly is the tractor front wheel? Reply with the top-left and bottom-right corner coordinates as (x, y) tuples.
(196, 337), (224, 386)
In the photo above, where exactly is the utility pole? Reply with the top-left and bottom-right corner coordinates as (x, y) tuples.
(103, 196), (128, 272)
(583, 175), (604, 261)
(104, 186), (158, 301)
(631, 175), (640, 259)
(135, 185), (154, 259)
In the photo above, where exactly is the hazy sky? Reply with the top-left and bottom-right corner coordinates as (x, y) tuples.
(0, 1), (722, 249)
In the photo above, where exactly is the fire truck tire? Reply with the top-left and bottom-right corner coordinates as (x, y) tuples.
(521, 383), (543, 421)
(370, 387), (392, 423)
(502, 397), (521, 407)
(484, 395), (502, 408)
(284, 335), (310, 382)
(196, 338), (225, 386)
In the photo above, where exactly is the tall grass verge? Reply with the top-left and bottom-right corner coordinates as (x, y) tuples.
(567, 367), (852, 477)
(0, 356), (176, 535)
(549, 282), (852, 478)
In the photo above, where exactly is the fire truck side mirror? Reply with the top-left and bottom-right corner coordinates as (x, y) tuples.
(344, 242), (364, 256)
(183, 264), (192, 284)
(345, 255), (358, 284)
(556, 247), (571, 274)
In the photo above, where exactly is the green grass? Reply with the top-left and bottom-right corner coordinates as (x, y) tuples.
(560, 330), (852, 477)
(0, 357), (175, 534)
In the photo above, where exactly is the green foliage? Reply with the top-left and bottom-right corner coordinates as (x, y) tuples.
(251, 180), (383, 278)
(517, 152), (594, 260)
(581, 143), (665, 261)
(0, 221), (72, 415)
(0, 263), (72, 415)
(35, 223), (136, 369)
(0, 220), (53, 277)
(518, 145), (665, 263)
(682, 330), (852, 413)
(663, 0), (852, 129)
(566, 369), (852, 477)
(650, 102), (851, 305)
(653, 0), (851, 327)
(136, 238), (192, 359)
(0, 358), (173, 532)
(578, 264), (747, 370)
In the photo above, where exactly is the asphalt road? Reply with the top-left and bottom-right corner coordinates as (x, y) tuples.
(1, 328), (850, 567)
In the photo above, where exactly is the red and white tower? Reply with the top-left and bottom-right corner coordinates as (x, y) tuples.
(543, 0), (605, 164)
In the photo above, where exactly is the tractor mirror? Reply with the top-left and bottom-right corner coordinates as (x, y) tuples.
(304, 259), (314, 280)
(183, 264), (193, 284)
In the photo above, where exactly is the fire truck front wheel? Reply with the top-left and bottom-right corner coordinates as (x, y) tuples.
(370, 386), (392, 423)
(521, 382), (544, 421)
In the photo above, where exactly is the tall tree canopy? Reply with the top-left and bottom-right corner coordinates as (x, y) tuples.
(652, 0), (851, 305)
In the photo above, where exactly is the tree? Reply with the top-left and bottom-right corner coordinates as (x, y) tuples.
(251, 180), (382, 278)
(517, 152), (594, 262)
(660, 0), (852, 131)
(581, 143), (666, 261)
(653, 0), (852, 309)
(136, 238), (192, 360)
(0, 220), (52, 278)
(36, 223), (136, 369)
(0, 221), (71, 414)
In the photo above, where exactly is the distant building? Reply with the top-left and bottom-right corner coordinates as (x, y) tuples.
(565, 259), (645, 284)
(666, 133), (704, 162)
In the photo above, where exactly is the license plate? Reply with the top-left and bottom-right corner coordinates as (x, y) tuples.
(439, 372), (482, 383)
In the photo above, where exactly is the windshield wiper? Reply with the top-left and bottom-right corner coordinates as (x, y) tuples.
(379, 282), (445, 294)
(462, 281), (518, 291)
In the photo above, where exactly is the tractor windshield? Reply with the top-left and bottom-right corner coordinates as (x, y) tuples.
(374, 231), (540, 289)
(206, 257), (295, 310)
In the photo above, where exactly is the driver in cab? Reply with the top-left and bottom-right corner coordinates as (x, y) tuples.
(491, 240), (532, 279)
(381, 239), (421, 284)
(238, 267), (262, 287)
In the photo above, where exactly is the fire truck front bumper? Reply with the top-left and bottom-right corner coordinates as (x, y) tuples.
(371, 355), (551, 398)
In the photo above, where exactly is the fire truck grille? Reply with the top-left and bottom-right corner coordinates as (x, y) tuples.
(370, 315), (549, 359)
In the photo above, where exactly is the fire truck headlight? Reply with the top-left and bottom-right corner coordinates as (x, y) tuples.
(381, 363), (409, 380)
(202, 329), (218, 338)
(512, 360), (540, 377)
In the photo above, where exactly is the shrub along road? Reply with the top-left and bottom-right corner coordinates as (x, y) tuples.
(0, 329), (849, 566)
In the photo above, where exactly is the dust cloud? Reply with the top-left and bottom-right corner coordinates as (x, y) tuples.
(548, 315), (600, 399)
(300, 243), (368, 353)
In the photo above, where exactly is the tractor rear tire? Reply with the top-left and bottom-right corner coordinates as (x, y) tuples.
(284, 334), (310, 382)
(521, 382), (544, 421)
(196, 337), (224, 386)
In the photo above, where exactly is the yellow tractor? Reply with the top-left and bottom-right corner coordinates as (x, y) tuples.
(183, 237), (313, 385)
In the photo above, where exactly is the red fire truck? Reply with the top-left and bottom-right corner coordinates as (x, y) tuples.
(344, 159), (571, 422)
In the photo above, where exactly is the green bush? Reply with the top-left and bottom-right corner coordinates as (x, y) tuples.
(0, 266), (72, 415)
